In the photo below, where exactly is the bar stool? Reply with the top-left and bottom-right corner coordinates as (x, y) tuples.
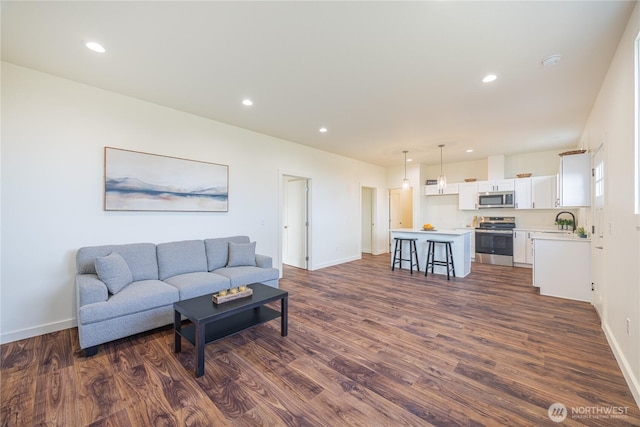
(391, 238), (420, 274)
(425, 240), (456, 280)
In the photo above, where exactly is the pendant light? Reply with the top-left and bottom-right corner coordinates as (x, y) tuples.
(402, 150), (410, 190)
(437, 144), (447, 191)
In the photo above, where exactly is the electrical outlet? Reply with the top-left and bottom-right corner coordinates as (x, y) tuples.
(627, 318), (631, 335)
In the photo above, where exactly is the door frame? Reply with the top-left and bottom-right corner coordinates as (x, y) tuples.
(592, 143), (606, 318)
(279, 171), (311, 272)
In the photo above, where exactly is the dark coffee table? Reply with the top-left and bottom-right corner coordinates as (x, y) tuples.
(173, 282), (288, 377)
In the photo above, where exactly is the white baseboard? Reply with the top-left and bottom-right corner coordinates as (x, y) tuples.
(311, 255), (361, 270)
(602, 321), (640, 409)
(0, 318), (76, 345)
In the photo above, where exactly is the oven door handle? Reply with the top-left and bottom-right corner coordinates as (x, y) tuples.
(475, 229), (514, 235)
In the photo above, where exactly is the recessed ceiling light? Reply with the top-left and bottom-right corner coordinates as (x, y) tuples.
(542, 54), (562, 67)
(242, 99), (253, 106)
(466, 149), (474, 153)
(319, 127), (327, 133)
(482, 74), (497, 83)
(85, 41), (106, 53)
(407, 158), (413, 162)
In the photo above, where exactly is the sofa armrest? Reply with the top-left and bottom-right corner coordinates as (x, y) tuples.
(255, 254), (273, 269)
(76, 274), (108, 307)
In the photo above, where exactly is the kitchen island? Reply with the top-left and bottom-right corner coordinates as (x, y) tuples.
(531, 233), (591, 302)
(390, 229), (473, 278)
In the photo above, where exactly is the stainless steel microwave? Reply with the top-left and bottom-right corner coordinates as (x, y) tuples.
(478, 191), (514, 209)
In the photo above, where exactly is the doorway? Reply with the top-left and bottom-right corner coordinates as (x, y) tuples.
(361, 187), (376, 254)
(282, 175), (309, 269)
(389, 188), (413, 249)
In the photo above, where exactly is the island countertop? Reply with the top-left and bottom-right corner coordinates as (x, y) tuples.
(391, 228), (474, 235)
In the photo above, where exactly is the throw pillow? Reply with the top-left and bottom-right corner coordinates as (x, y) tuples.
(95, 252), (133, 294)
(226, 241), (257, 267)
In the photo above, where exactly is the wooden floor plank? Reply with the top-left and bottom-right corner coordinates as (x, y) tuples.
(1, 254), (639, 426)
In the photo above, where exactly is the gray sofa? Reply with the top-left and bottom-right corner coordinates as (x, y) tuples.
(75, 236), (278, 355)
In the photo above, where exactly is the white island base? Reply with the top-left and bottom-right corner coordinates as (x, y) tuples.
(390, 229), (473, 278)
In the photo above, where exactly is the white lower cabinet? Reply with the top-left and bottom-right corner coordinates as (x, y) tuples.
(513, 229), (533, 265)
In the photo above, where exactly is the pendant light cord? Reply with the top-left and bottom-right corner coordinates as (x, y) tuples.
(404, 150), (408, 179)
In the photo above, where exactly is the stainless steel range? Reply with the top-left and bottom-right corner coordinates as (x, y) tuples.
(475, 216), (515, 266)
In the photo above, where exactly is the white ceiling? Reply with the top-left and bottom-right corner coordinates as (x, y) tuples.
(1, 1), (635, 167)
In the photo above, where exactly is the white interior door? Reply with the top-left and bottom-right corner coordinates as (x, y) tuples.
(361, 187), (374, 254)
(592, 146), (605, 317)
(389, 188), (413, 251)
(283, 177), (308, 269)
(389, 189), (402, 229)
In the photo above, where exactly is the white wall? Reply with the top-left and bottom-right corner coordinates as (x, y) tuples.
(0, 62), (387, 342)
(580, 3), (640, 405)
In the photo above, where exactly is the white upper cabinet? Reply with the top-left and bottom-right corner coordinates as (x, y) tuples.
(514, 175), (556, 210)
(514, 178), (532, 209)
(425, 183), (459, 195)
(477, 179), (514, 193)
(531, 175), (557, 209)
(558, 153), (591, 207)
(458, 182), (478, 210)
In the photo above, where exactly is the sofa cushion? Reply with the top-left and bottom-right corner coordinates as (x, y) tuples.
(204, 236), (250, 271)
(79, 280), (179, 325)
(227, 241), (257, 267)
(164, 272), (230, 300)
(95, 252), (133, 294)
(157, 240), (207, 280)
(213, 266), (279, 287)
(77, 243), (159, 281)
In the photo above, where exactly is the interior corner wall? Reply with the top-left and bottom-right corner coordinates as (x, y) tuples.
(0, 62), (387, 343)
(581, 2), (640, 406)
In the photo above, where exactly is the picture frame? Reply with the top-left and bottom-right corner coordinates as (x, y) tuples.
(104, 147), (229, 212)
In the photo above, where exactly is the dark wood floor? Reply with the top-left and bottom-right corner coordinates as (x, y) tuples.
(2, 254), (639, 426)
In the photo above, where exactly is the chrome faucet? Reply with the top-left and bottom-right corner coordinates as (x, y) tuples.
(555, 211), (576, 231)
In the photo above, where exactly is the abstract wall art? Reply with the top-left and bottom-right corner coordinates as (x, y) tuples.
(104, 147), (229, 212)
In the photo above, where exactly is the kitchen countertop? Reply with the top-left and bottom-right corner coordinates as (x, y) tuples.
(514, 227), (572, 233)
(530, 232), (590, 242)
